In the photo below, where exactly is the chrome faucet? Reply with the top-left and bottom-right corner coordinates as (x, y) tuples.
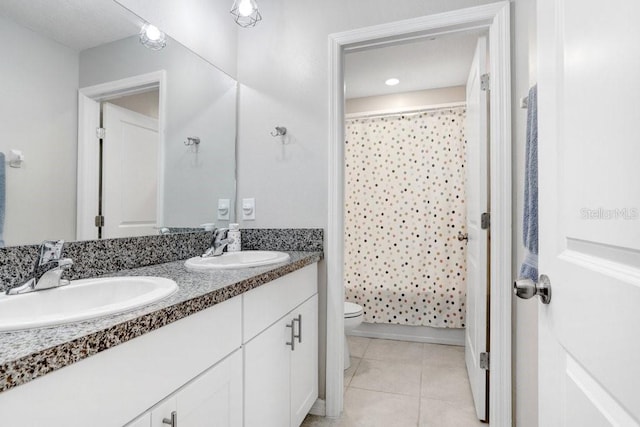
(6, 240), (74, 295)
(202, 228), (234, 257)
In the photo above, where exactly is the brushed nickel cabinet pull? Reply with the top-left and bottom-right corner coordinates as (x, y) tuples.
(162, 411), (177, 427)
(286, 321), (295, 350)
(293, 314), (302, 344)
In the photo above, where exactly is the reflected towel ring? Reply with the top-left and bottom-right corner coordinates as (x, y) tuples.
(270, 126), (287, 137)
(184, 137), (200, 146)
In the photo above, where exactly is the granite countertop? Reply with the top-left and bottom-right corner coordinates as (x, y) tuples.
(0, 251), (322, 393)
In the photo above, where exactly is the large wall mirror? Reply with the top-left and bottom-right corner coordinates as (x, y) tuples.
(0, 0), (237, 247)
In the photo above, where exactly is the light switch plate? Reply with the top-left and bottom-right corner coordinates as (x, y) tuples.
(217, 199), (230, 220)
(242, 198), (255, 220)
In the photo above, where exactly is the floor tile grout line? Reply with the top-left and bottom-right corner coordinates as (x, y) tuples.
(361, 336), (371, 357)
(345, 357), (362, 388)
(348, 384), (422, 398)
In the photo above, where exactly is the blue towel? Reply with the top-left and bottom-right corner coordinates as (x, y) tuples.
(519, 85), (538, 281)
(0, 152), (5, 248)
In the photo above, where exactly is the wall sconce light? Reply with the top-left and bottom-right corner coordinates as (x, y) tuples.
(139, 23), (167, 50)
(230, 0), (262, 28)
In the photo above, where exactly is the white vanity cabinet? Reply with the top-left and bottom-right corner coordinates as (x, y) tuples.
(244, 264), (319, 427)
(0, 262), (319, 427)
(1, 295), (243, 427)
(128, 349), (243, 427)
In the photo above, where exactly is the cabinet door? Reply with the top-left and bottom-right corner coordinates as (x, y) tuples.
(150, 350), (243, 427)
(126, 413), (151, 427)
(290, 295), (319, 427)
(151, 396), (177, 427)
(244, 315), (291, 427)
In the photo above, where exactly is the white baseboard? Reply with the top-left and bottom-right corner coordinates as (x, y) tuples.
(349, 322), (464, 346)
(309, 398), (326, 416)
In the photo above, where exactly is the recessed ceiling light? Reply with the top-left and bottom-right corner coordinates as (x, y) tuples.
(385, 78), (400, 86)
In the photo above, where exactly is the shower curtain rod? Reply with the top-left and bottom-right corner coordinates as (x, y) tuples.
(345, 101), (466, 120)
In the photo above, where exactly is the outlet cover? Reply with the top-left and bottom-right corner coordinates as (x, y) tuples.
(217, 199), (230, 220)
(242, 198), (255, 220)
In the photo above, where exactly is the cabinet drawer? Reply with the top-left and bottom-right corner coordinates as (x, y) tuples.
(243, 263), (317, 343)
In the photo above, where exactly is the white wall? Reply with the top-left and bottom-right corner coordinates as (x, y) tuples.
(115, 0), (238, 79)
(235, 0), (501, 230)
(0, 15), (78, 246)
(345, 86), (466, 114)
(80, 36), (237, 229)
(234, 0), (495, 406)
(235, 0), (538, 421)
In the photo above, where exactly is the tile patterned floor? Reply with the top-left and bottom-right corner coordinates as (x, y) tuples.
(302, 337), (485, 427)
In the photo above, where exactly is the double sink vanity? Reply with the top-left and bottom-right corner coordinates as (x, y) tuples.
(0, 229), (323, 427)
(0, 1), (323, 424)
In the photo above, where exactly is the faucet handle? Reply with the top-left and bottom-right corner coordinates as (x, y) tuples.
(213, 228), (229, 242)
(38, 240), (65, 265)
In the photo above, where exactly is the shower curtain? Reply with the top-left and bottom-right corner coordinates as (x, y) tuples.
(344, 106), (467, 328)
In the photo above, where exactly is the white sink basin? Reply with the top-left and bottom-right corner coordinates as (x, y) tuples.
(185, 250), (291, 271)
(0, 276), (177, 332)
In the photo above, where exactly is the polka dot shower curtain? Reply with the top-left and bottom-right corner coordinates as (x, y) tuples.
(344, 106), (467, 328)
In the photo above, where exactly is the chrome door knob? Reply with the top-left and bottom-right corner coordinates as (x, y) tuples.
(457, 231), (469, 242)
(513, 274), (551, 304)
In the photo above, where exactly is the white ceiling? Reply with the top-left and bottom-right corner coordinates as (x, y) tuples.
(0, 0), (141, 51)
(344, 30), (486, 99)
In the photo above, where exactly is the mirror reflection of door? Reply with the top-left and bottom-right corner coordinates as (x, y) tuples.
(99, 91), (159, 238)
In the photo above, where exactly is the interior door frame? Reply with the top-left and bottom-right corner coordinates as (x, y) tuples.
(327, 2), (512, 424)
(77, 70), (167, 240)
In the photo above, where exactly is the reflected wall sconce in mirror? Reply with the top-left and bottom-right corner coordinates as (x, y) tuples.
(139, 23), (167, 50)
(230, 0), (262, 28)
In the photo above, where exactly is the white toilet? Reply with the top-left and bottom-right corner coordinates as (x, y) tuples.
(344, 301), (364, 370)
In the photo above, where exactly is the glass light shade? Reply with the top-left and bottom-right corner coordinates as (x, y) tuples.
(139, 24), (167, 50)
(230, 0), (262, 28)
(385, 78), (400, 86)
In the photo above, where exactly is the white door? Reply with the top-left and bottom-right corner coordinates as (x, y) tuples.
(464, 36), (489, 422)
(537, 0), (640, 425)
(102, 103), (158, 238)
(290, 295), (319, 427)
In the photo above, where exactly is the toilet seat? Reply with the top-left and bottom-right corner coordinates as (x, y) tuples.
(344, 301), (363, 318)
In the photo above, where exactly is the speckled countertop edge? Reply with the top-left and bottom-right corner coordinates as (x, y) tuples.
(0, 251), (323, 393)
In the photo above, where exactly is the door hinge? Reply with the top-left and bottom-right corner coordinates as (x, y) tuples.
(94, 215), (105, 227)
(96, 127), (106, 139)
(480, 73), (490, 91)
(481, 212), (490, 230)
(480, 352), (490, 370)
